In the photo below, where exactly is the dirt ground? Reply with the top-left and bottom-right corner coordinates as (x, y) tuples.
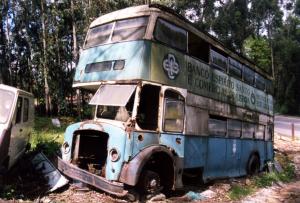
(1, 136), (300, 203)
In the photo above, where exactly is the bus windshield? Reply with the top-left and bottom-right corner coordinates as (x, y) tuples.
(85, 16), (149, 48)
(0, 89), (15, 124)
(90, 84), (136, 122)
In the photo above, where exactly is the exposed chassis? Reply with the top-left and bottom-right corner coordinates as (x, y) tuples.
(57, 156), (128, 197)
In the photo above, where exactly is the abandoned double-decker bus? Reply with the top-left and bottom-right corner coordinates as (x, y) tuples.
(57, 4), (274, 197)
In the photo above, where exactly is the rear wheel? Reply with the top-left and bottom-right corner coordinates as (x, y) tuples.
(247, 154), (260, 175)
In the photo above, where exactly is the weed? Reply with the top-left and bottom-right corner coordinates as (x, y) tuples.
(229, 185), (254, 200)
(29, 116), (75, 156)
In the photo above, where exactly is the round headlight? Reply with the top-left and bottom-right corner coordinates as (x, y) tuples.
(62, 142), (70, 154)
(110, 148), (120, 162)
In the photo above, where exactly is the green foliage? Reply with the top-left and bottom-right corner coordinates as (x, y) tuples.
(30, 116), (75, 156)
(229, 185), (254, 200)
(255, 163), (295, 187)
(244, 36), (272, 73)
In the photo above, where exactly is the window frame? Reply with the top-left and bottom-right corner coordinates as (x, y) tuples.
(153, 17), (188, 53)
(15, 97), (23, 124)
(84, 16), (150, 49)
(23, 98), (29, 123)
(163, 90), (185, 133)
(210, 49), (228, 72)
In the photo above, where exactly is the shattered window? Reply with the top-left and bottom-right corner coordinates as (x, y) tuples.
(0, 89), (15, 124)
(91, 84), (136, 122)
(85, 22), (114, 48)
(112, 17), (149, 42)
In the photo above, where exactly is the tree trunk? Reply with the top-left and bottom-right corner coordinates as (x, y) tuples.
(71, 0), (78, 63)
(41, 0), (51, 115)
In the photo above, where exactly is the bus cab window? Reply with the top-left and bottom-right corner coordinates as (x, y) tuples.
(137, 85), (160, 131)
(163, 90), (184, 132)
(210, 49), (228, 72)
(208, 116), (227, 137)
(112, 17), (149, 42)
(154, 18), (187, 52)
(188, 31), (209, 63)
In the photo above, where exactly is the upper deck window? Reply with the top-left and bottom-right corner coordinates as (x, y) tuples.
(255, 73), (266, 91)
(85, 16), (148, 48)
(210, 49), (227, 71)
(229, 57), (242, 79)
(243, 66), (255, 86)
(112, 17), (148, 42)
(154, 18), (187, 52)
(85, 22), (114, 48)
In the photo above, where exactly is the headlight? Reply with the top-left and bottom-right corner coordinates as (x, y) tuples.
(62, 142), (70, 154)
(110, 148), (120, 162)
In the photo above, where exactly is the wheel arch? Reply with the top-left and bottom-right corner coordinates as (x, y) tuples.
(119, 145), (177, 187)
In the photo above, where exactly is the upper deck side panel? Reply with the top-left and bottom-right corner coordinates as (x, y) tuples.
(73, 40), (151, 86)
(150, 43), (273, 116)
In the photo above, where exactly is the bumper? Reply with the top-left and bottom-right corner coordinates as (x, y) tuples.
(57, 156), (128, 197)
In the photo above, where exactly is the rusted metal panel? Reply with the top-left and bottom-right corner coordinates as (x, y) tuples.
(185, 106), (208, 136)
(119, 145), (174, 186)
(57, 156), (127, 197)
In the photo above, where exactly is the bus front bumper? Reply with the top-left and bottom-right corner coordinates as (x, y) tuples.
(57, 156), (128, 197)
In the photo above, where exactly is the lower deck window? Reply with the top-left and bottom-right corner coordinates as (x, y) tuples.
(208, 116), (227, 136)
(255, 125), (265, 140)
(227, 119), (242, 138)
(242, 122), (255, 139)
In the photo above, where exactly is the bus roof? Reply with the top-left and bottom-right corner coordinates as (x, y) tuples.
(90, 4), (272, 80)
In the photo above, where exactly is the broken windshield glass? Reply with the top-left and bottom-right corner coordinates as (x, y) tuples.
(0, 89), (15, 124)
(90, 84), (136, 106)
(91, 84), (136, 122)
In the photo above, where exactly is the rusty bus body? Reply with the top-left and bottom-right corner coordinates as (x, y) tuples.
(58, 5), (274, 196)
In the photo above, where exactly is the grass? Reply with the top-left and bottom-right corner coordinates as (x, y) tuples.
(229, 185), (254, 200)
(29, 116), (76, 156)
(229, 156), (296, 200)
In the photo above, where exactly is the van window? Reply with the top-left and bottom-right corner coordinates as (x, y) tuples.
(163, 90), (185, 132)
(16, 97), (23, 124)
(23, 98), (29, 122)
(0, 89), (14, 124)
(210, 49), (227, 71)
(112, 17), (149, 42)
(154, 18), (187, 52)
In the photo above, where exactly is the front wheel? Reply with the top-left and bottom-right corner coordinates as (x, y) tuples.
(138, 170), (163, 195)
(247, 154), (260, 175)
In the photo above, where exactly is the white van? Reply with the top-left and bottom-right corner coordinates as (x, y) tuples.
(0, 84), (34, 172)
